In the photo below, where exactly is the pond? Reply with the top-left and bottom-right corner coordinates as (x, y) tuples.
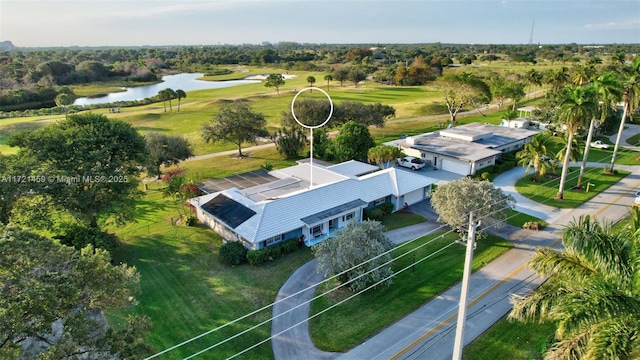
(72, 73), (259, 106)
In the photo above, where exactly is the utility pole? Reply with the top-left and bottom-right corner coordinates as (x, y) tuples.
(452, 211), (479, 360)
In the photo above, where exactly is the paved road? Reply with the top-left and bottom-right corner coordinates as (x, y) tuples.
(271, 133), (640, 360)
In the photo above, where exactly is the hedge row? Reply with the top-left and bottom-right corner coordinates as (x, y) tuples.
(220, 237), (303, 267)
(364, 202), (394, 221)
(246, 238), (301, 266)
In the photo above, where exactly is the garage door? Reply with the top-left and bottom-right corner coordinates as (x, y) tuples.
(404, 188), (424, 206)
(441, 159), (469, 175)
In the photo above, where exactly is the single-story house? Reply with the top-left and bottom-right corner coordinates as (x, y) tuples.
(189, 160), (437, 250)
(387, 123), (539, 175)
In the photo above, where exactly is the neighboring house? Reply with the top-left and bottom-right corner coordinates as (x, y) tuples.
(500, 118), (532, 129)
(388, 123), (538, 175)
(189, 160), (437, 250)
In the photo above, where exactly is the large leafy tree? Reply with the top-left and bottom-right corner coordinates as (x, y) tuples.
(331, 121), (375, 162)
(577, 72), (622, 187)
(555, 85), (598, 199)
(264, 73), (285, 95)
(313, 220), (394, 292)
(201, 100), (268, 157)
(436, 74), (491, 122)
(347, 68), (367, 88)
(510, 213), (640, 359)
(517, 133), (554, 182)
(8, 113), (149, 228)
(430, 177), (514, 236)
(145, 132), (194, 178)
(0, 225), (151, 359)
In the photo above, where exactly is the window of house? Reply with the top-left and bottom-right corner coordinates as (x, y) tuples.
(265, 234), (283, 246)
(312, 225), (323, 237)
(329, 218), (337, 230)
(373, 197), (386, 206)
(346, 212), (354, 221)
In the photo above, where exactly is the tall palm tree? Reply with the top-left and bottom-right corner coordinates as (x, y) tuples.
(510, 213), (640, 359)
(166, 88), (177, 112)
(158, 89), (169, 112)
(307, 76), (316, 92)
(324, 74), (333, 92)
(555, 85), (598, 199)
(525, 68), (543, 99)
(175, 89), (186, 112)
(610, 57), (640, 173)
(546, 67), (570, 93)
(577, 73), (622, 187)
(516, 133), (553, 182)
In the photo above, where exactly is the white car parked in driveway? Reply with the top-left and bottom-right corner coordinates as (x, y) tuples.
(590, 140), (610, 150)
(396, 156), (426, 170)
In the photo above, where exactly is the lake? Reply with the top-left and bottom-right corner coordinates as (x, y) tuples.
(72, 73), (259, 106)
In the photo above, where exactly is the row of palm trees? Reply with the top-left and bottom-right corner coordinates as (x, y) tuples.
(518, 57), (640, 199)
(157, 88), (187, 112)
(510, 58), (640, 358)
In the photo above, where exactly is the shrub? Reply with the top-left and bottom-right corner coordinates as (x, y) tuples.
(183, 215), (197, 226)
(364, 208), (384, 221)
(379, 202), (394, 215)
(481, 172), (490, 180)
(246, 248), (269, 266)
(280, 238), (300, 254)
(522, 221), (542, 231)
(219, 241), (248, 266)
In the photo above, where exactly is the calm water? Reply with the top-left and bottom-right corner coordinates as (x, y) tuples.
(72, 73), (259, 106)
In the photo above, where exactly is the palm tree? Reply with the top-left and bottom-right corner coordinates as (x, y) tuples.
(610, 57), (640, 173)
(166, 88), (177, 112)
(555, 85), (598, 199)
(509, 213), (640, 359)
(516, 133), (553, 182)
(307, 76), (316, 91)
(324, 74), (333, 92)
(546, 67), (570, 93)
(525, 68), (543, 99)
(158, 89), (170, 112)
(577, 73), (622, 187)
(175, 89), (186, 112)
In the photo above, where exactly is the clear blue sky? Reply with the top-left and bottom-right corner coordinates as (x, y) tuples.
(1, 0), (638, 47)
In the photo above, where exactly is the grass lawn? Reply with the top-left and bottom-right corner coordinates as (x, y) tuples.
(463, 315), (556, 359)
(381, 211), (426, 231)
(107, 147), (307, 359)
(505, 209), (548, 229)
(625, 131), (640, 146)
(516, 167), (630, 208)
(309, 232), (513, 351)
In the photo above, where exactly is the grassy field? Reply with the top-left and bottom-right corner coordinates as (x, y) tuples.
(515, 167), (630, 208)
(309, 232), (513, 351)
(506, 209), (548, 229)
(463, 315), (556, 359)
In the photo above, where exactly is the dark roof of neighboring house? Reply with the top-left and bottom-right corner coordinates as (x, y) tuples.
(201, 194), (256, 229)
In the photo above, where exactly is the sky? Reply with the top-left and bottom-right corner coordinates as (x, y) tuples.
(1, 0), (639, 47)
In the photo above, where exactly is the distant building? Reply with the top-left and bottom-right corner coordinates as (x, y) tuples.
(190, 160), (437, 250)
(388, 123), (538, 176)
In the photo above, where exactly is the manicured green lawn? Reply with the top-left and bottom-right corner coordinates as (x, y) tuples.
(309, 232), (513, 351)
(381, 211), (426, 231)
(109, 197), (315, 359)
(463, 315), (556, 359)
(626, 132), (640, 146)
(506, 209), (548, 229)
(515, 167), (630, 208)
